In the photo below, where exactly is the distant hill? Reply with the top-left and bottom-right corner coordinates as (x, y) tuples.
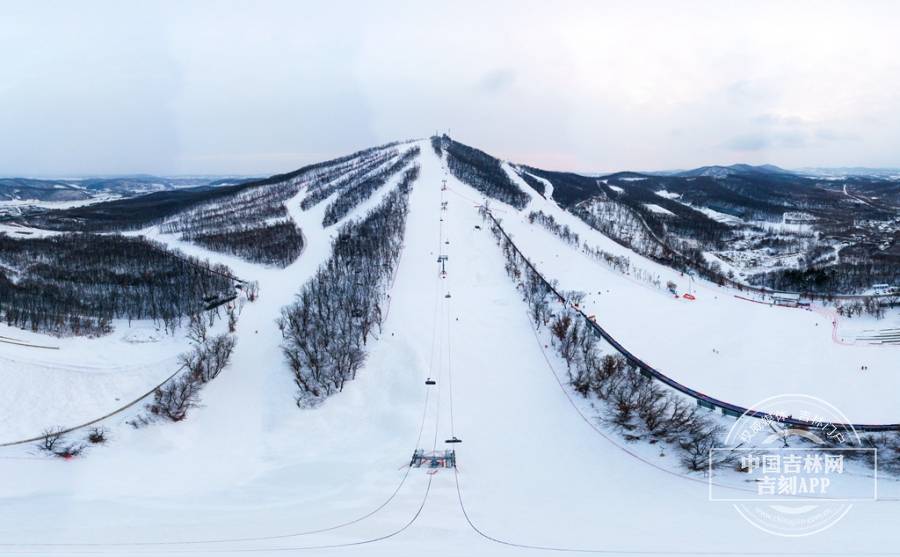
(674, 164), (794, 179)
(0, 178), (90, 202)
(0, 175), (257, 203)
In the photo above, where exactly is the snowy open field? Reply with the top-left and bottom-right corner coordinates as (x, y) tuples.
(1, 142), (899, 556)
(0, 321), (192, 443)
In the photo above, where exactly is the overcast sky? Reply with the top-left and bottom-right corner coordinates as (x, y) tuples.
(2, 1), (899, 176)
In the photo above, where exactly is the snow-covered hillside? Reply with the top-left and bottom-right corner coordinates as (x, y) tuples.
(1, 139), (899, 555)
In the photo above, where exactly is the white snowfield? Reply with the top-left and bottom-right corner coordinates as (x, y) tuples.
(0, 322), (192, 443)
(642, 202), (676, 216)
(0, 141), (898, 556)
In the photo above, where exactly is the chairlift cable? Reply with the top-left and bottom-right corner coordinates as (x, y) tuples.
(453, 467), (893, 556)
(0, 383), (436, 550)
(1, 476), (436, 555)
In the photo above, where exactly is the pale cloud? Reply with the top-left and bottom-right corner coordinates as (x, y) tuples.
(1, 0), (899, 175)
(477, 69), (517, 94)
(726, 112), (862, 152)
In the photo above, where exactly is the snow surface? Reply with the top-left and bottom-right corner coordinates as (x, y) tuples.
(0, 321), (192, 442)
(1, 142), (899, 556)
(523, 170), (554, 201)
(653, 191), (744, 225)
(643, 203), (676, 216)
(655, 189), (681, 200)
(695, 205), (744, 225)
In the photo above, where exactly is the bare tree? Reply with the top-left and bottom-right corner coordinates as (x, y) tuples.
(38, 427), (65, 453)
(679, 423), (727, 471)
(187, 313), (208, 344)
(148, 375), (199, 422)
(227, 306), (237, 333)
(87, 426), (107, 444)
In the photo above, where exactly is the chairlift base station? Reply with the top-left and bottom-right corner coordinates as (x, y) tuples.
(410, 449), (456, 469)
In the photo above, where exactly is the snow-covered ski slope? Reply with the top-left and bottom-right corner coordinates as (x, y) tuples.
(0, 322), (193, 443)
(1, 140), (899, 555)
(498, 167), (900, 424)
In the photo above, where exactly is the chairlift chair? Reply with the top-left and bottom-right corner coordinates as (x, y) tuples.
(425, 378), (436, 385)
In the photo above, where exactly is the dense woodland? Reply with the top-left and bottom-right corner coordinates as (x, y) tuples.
(439, 135), (531, 209)
(750, 261), (900, 297)
(279, 166), (418, 405)
(159, 173), (310, 267)
(520, 167), (599, 207)
(0, 233), (236, 336)
(186, 221), (304, 267)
